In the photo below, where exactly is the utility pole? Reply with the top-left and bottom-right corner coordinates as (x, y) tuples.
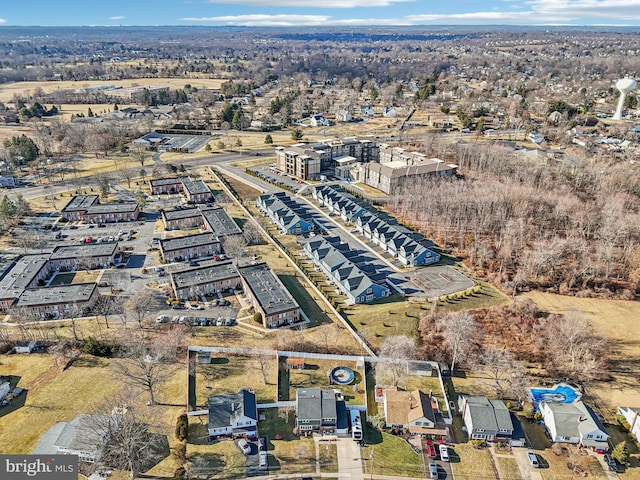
(369, 448), (374, 480)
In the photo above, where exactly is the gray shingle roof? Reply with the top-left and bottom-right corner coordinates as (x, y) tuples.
(208, 389), (257, 430)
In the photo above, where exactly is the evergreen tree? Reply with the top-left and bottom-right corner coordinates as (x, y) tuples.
(264, 134), (273, 144)
(612, 441), (630, 465)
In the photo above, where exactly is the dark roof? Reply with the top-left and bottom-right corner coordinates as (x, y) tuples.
(150, 177), (188, 186)
(182, 179), (211, 195)
(296, 388), (337, 422)
(50, 243), (118, 259)
(171, 261), (239, 289)
(208, 389), (257, 430)
(201, 207), (242, 237)
(61, 195), (99, 212)
(160, 232), (219, 253)
(162, 207), (202, 221)
(86, 203), (138, 214)
(0, 254), (51, 299)
(18, 283), (97, 306)
(237, 263), (299, 315)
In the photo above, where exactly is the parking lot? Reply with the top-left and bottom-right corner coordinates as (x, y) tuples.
(159, 134), (211, 153)
(247, 164), (304, 192)
(405, 266), (475, 298)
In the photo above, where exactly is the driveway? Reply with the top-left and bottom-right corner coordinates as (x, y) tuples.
(512, 447), (544, 480)
(335, 436), (363, 478)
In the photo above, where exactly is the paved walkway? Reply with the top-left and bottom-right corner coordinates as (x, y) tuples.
(336, 437), (364, 479)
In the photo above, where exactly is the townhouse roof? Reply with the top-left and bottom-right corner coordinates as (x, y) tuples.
(0, 254), (51, 299)
(182, 179), (211, 195)
(86, 202), (138, 214)
(18, 283), (97, 306)
(160, 232), (220, 253)
(162, 207), (202, 221)
(237, 263), (299, 315)
(50, 243), (118, 260)
(150, 177), (188, 186)
(170, 261), (239, 289)
(61, 195), (100, 212)
(201, 207), (242, 237)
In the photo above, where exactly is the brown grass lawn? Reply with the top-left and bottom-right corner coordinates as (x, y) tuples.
(363, 433), (424, 477)
(185, 437), (247, 480)
(194, 355), (278, 407)
(450, 444), (497, 480)
(539, 446), (608, 480)
(494, 455), (522, 480)
(221, 173), (263, 202)
(523, 291), (640, 415)
(287, 359), (365, 405)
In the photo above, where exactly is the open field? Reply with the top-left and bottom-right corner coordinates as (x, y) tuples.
(286, 359), (365, 405)
(363, 432), (424, 477)
(522, 291), (640, 414)
(0, 78), (227, 103)
(194, 355), (278, 407)
(450, 443), (497, 480)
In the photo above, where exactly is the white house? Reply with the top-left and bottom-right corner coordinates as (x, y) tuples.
(53, 414), (114, 463)
(540, 400), (609, 451)
(617, 406), (640, 441)
(310, 115), (329, 127)
(15, 340), (37, 354)
(208, 389), (258, 438)
(0, 381), (10, 400)
(335, 110), (352, 122)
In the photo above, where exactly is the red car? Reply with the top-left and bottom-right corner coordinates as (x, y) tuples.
(426, 440), (437, 458)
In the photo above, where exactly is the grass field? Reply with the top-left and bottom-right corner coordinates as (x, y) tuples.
(494, 455), (522, 480)
(522, 291), (640, 415)
(363, 432), (424, 477)
(287, 359), (364, 405)
(0, 78), (227, 103)
(450, 443), (497, 480)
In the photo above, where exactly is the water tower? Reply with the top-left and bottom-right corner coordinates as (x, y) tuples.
(613, 78), (637, 120)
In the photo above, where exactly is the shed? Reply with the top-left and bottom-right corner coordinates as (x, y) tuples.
(286, 358), (305, 370)
(15, 341), (37, 354)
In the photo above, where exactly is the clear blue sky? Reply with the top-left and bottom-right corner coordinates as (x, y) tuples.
(1, 0), (640, 27)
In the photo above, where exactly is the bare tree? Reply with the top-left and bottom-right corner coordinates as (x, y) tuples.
(243, 221), (264, 246)
(113, 337), (179, 405)
(377, 335), (416, 386)
(223, 235), (247, 265)
(130, 145), (148, 167)
(437, 311), (478, 374)
(124, 289), (154, 328)
(118, 167), (136, 190)
(481, 346), (512, 399)
(250, 354), (272, 385)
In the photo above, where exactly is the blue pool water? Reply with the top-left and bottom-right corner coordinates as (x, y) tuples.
(530, 383), (581, 405)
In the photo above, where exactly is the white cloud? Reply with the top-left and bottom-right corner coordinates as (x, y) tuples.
(0, 18), (6, 24)
(181, 14), (331, 26)
(207, 0), (412, 7)
(109, 16), (125, 20)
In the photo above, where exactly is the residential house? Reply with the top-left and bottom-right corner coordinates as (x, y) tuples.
(257, 192), (315, 235)
(310, 115), (329, 127)
(617, 407), (640, 442)
(53, 414), (114, 463)
(170, 262), (240, 300)
(238, 263), (301, 328)
(295, 388), (345, 435)
(208, 389), (258, 438)
(335, 110), (352, 122)
(0, 174), (19, 188)
(159, 232), (221, 262)
(382, 388), (447, 438)
(458, 395), (515, 443)
(539, 400), (609, 451)
(303, 236), (391, 304)
(14, 340), (37, 353)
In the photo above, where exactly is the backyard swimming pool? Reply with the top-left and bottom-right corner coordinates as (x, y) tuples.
(530, 383), (581, 405)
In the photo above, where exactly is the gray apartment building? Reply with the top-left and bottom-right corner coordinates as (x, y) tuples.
(170, 262), (241, 300)
(159, 233), (221, 262)
(182, 179), (213, 203)
(149, 177), (188, 195)
(161, 207), (203, 230)
(16, 283), (99, 320)
(61, 195), (100, 221)
(49, 243), (119, 270)
(0, 254), (53, 311)
(201, 207), (243, 239)
(237, 263), (300, 328)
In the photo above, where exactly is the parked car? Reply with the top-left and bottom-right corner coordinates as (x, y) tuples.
(439, 444), (449, 462)
(429, 462), (438, 479)
(155, 315), (168, 324)
(216, 317), (224, 326)
(604, 453), (618, 472)
(178, 316), (188, 324)
(527, 449), (539, 468)
(189, 261), (200, 266)
(225, 317), (235, 326)
(238, 439), (251, 455)
(259, 451), (268, 470)
(425, 440), (436, 458)
(171, 303), (186, 310)
(189, 304), (203, 310)
(258, 436), (267, 452)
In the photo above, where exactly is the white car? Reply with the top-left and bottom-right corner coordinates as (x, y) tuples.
(238, 439), (251, 455)
(189, 304), (203, 310)
(155, 315), (167, 324)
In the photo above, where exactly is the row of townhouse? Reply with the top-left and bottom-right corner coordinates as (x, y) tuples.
(149, 177), (214, 203)
(159, 232), (221, 262)
(0, 250), (111, 318)
(303, 236), (391, 304)
(160, 205), (243, 240)
(257, 192), (315, 235)
(313, 185), (440, 267)
(61, 195), (140, 223)
(170, 262), (301, 329)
